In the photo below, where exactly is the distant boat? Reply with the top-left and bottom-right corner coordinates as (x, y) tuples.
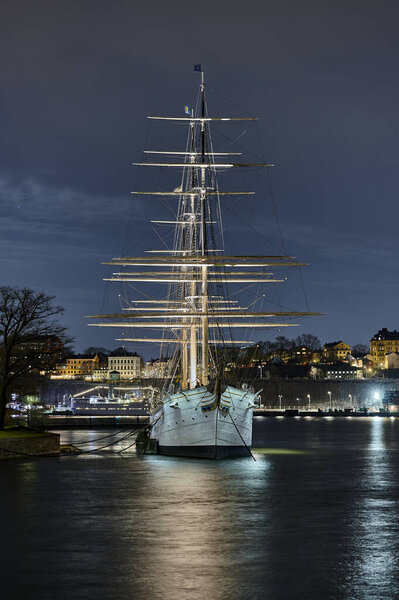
(70, 384), (154, 416)
(71, 397), (150, 416)
(90, 67), (318, 458)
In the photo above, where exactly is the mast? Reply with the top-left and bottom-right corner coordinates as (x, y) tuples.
(180, 123), (196, 391)
(200, 70), (209, 386)
(189, 115), (197, 389)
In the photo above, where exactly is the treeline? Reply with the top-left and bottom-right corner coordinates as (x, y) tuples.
(235, 334), (322, 365)
(217, 335), (368, 366)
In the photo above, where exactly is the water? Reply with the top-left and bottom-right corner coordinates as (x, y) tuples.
(2, 417), (399, 600)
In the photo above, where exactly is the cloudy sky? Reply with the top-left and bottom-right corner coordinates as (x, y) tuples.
(1, 0), (399, 354)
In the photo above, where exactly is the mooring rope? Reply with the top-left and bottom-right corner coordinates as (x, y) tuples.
(71, 427), (135, 445)
(76, 430), (139, 454)
(0, 445), (34, 457)
(118, 437), (138, 454)
(228, 412), (256, 461)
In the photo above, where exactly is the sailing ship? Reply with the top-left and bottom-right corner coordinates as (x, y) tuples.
(90, 67), (318, 458)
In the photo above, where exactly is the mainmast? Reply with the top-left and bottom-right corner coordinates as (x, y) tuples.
(200, 70), (209, 387)
(189, 112), (197, 389)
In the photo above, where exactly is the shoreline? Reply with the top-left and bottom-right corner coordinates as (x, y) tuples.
(0, 428), (60, 459)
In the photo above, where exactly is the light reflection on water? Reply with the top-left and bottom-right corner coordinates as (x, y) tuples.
(134, 456), (271, 600)
(2, 418), (399, 600)
(342, 417), (399, 600)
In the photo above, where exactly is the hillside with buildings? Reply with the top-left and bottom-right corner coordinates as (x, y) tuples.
(41, 328), (399, 384)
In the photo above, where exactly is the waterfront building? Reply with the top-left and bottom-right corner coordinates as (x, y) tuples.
(90, 368), (109, 381)
(144, 358), (174, 378)
(107, 351), (143, 379)
(323, 341), (350, 363)
(382, 390), (399, 411)
(370, 328), (399, 368)
(23, 334), (64, 356)
(347, 354), (363, 368)
(386, 352), (399, 369)
(17, 335), (65, 376)
(322, 363), (362, 380)
(54, 354), (100, 379)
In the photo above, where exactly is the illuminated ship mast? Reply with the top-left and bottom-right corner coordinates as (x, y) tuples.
(89, 68), (319, 391)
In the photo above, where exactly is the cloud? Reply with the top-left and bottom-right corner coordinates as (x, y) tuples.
(0, 175), (150, 265)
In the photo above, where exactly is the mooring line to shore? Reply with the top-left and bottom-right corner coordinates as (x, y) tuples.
(0, 445), (34, 457)
(76, 429), (139, 453)
(1, 412), (161, 458)
(118, 437), (138, 454)
(228, 412), (256, 461)
(75, 415), (159, 454)
(70, 427), (136, 446)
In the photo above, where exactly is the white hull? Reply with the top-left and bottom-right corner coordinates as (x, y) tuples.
(150, 386), (256, 459)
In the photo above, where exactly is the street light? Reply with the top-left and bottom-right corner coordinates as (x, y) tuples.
(278, 394), (283, 410)
(348, 393), (352, 408)
(328, 390), (332, 410)
(307, 394), (311, 410)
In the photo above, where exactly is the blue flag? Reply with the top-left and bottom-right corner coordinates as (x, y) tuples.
(193, 64), (202, 72)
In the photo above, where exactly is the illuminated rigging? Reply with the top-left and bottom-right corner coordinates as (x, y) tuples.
(89, 70), (320, 391)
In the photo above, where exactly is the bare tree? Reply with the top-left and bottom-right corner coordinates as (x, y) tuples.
(295, 334), (321, 351)
(0, 287), (72, 429)
(352, 343), (368, 355)
(83, 346), (110, 356)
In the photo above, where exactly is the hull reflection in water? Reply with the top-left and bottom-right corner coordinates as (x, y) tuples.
(147, 386), (256, 459)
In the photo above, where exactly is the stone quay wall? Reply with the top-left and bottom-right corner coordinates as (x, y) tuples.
(0, 433), (60, 459)
(252, 379), (399, 408)
(40, 377), (399, 410)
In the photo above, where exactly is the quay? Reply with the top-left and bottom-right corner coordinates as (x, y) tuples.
(22, 409), (399, 430)
(0, 429), (60, 459)
(254, 408), (399, 417)
(36, 415), (149, 429)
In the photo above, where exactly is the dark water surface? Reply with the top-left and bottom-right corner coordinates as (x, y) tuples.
(2, 417), (399, 600)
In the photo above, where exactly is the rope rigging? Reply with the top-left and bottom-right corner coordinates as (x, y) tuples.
(89, 73), (317, 444)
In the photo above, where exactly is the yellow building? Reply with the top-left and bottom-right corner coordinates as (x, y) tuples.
(370, 329), (399, 369)
(55, 354), (100, 379)
(323, 341), (350, 363)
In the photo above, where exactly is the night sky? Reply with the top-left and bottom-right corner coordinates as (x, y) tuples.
(1, 0), (399, 355)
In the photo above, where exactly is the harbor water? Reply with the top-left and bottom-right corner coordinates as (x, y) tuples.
(2, 416), (399, 599)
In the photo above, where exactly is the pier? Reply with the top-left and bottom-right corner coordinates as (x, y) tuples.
(254, 407), (398, 417)
(17, 408), (399, 430)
